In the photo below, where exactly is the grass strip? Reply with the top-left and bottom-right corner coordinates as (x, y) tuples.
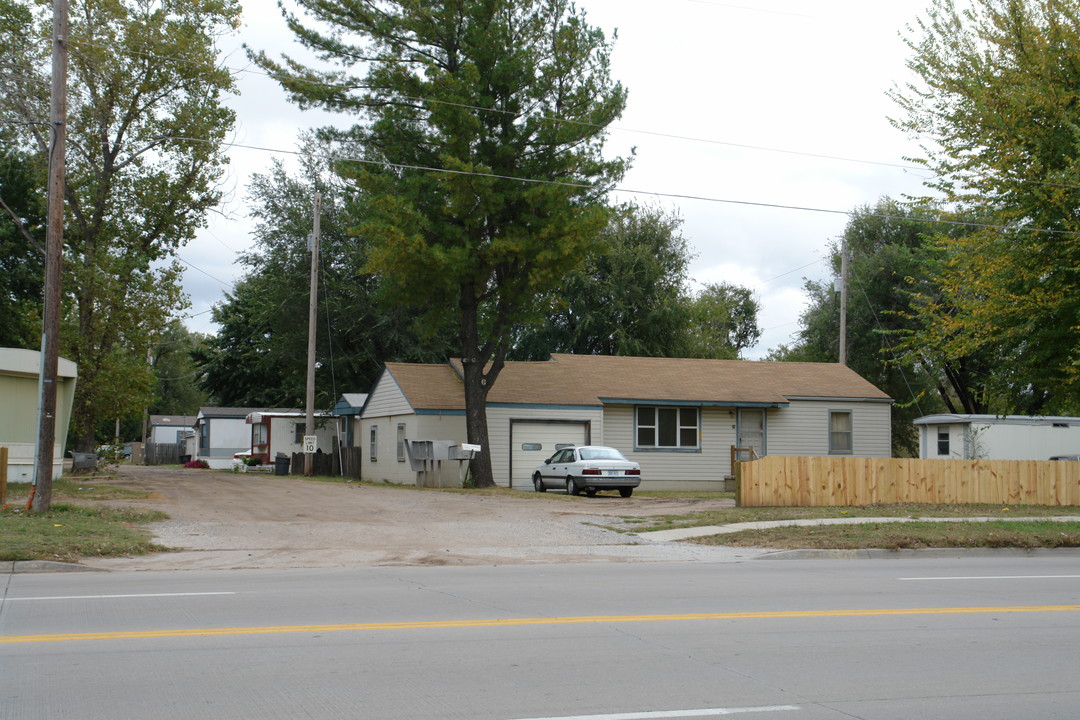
(690, 520), (1080, 550)
(0, 504), (169, 562)
(629, 503), (1080, 532)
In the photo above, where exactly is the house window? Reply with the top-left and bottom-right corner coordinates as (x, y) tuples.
(937, 429), (950, 456)
(199, 421), (209, 450)
(829, 411), (853, 454)
(252, 422), (268, 448)
(397, 424), (406, 462)
(636, 407), (699, 449)
(370, 426), (378, 462)
(294, 422), (306, 445)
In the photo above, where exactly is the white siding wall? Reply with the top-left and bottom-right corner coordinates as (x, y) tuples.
(486, 405), (604, 490)
(197, 418), (251, 467)
(268, 417), (336, 458)
(487, 406), (603, 488)
(768, 400), (892, 458)
(363, 373), (413, 418)
(601, 405), (736, 491)
(921, 421), (1080, 460)
(359, 414), (466, 484)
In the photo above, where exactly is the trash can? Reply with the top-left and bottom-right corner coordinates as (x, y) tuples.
(274, 454), (290, 476)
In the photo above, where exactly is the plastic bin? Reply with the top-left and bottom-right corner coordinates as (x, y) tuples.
(274, 455), (290, 476)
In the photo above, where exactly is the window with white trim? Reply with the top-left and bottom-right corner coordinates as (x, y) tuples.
(829, 410), (853, 454)
(636, 406), (699, 449)
(397, 424), (406, 462)
(294, 422), (305, 444)
(369, 426), (378, 462)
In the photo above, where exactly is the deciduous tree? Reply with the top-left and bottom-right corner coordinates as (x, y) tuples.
(0, 0), (241, 449)
(511, 204), (691, 359)
(890, 0), (1080, 412)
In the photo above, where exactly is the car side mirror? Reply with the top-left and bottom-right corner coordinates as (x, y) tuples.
(545, 458), (552, 464)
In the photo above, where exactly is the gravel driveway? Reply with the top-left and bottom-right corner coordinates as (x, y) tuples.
(83, 465), (757, 571)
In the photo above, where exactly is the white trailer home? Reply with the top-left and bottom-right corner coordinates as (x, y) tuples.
(915, 414), (1080, 460)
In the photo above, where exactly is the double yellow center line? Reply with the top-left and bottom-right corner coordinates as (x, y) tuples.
(4, 605), (1078, 645)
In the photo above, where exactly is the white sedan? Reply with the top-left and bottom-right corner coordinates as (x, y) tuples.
(532, 445), (641, 497)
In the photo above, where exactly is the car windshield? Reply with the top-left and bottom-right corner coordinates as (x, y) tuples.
(579, 447), (625, 461)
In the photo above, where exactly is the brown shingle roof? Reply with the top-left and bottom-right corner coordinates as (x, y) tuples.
(385, 363), (465, 410)
(398, 355), (890, 409)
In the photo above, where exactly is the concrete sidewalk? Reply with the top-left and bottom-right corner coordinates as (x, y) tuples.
(637, 515), (1080, 542)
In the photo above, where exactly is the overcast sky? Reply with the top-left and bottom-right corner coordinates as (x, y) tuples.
(180, 0), (936, 360)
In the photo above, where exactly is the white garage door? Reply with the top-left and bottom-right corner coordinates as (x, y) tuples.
(510, 420), (589, 490)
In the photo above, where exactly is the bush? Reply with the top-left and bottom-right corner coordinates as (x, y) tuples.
(184, 459), (209, 469)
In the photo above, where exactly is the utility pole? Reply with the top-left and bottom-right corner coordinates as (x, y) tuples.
(838, 238), (849, 367)
(304, 193), (321, 476)
(32, 0), (68, 512)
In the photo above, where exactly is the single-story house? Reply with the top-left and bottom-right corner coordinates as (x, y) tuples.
(332, 393), (368, 448)
(148, 415), (197, 445)
(193, 407), (266, 469)
(914, 414), (1080, 460)
(0, 347), (78, 482)
(245, 409), (337, 464)
(359, 353), (893, 490)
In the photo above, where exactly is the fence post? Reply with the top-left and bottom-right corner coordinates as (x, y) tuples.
(1, 446), (8, 505)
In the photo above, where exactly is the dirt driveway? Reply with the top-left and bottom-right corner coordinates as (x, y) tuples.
(84, 464), (748, 571)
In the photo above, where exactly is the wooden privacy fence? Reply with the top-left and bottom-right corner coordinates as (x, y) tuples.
(736, 456), (1080, 507)
(144, 442), (182, 466)
(289, 447), (362, 479)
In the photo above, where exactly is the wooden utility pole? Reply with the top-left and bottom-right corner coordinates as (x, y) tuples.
(304, 193), (321, 476)
(838, 238), (849, 367)
(32, 0), (68, 512)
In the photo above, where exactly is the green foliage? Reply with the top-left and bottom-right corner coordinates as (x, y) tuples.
(890, 0), (1080, 413)
(778, 200), (952, 455)
(0, 0), (241, 449)
(252, 0), (629, 486)
(511, 203), (692, 359)
(150, 320), (210, 416)
(682, 282), (761, 359)
(194, 135), (457, 408)
(0, 146), (44, 348)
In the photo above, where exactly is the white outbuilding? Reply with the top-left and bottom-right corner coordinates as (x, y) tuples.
(914, 414), (1080, 460)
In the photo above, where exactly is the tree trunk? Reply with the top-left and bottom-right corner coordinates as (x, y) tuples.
(458, 287), (505, 489)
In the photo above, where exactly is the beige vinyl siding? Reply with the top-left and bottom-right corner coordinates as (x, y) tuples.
(363, 374), (413, 419)
(602, 405), (735, 491)
(359, 414), (467, 484)
(486, 406), (603, 488)
(767, 400), (891, 458)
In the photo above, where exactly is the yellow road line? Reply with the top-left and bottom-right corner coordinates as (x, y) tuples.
(4, 605), (1079, 645)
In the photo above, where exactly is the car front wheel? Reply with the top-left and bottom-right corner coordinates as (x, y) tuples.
(533, 473), (546, 493)
(619, 487), (633, 498)
(566, 477), (580, 496)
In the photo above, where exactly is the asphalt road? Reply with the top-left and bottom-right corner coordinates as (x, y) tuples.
(3, 555), (1079, 719)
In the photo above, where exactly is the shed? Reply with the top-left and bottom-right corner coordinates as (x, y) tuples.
(914, 414), (1080, 460)
(0, 347), (78, 482)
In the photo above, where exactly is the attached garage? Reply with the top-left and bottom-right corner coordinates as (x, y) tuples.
(508, 420), (590, 490)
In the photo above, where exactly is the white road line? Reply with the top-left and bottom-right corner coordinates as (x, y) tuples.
(508, 705), (801, 720)
(900, 576), (1080, 581)
(3, 592), (237, 601)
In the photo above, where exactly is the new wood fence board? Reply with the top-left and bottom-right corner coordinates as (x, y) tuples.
(737, 456), (1080, 507)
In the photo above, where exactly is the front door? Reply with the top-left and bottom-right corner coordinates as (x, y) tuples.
(737, 409), (766, 460)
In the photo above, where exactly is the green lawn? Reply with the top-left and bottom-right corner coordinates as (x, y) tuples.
(2, 479), (166, 562)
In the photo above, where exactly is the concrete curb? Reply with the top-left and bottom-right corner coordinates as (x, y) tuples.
(2, 560), (107, 574)
(637, 516), (1080, 542)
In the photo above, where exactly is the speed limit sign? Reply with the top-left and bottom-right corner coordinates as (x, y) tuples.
(303, 435), (317, 453)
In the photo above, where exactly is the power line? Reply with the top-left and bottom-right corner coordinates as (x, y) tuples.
(177, 136), (1080, 239)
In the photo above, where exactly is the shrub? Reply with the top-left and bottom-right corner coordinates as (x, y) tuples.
(184, 459), (209, 469)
